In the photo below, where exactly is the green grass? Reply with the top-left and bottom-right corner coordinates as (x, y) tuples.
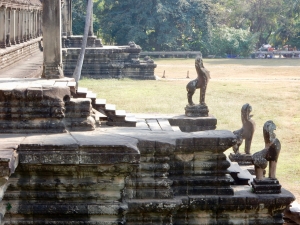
(79, 58), (300, 201)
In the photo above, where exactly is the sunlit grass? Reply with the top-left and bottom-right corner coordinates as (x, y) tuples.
(79, 58), (300, 201)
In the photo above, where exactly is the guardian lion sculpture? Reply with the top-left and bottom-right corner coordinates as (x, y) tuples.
(252, 120), (281, 180)
(186, 56), (210, 106)
(232, 103), (256, 155)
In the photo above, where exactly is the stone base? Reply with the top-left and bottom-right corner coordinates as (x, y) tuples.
(229, 153), (253, 165)
(62, 43), (157, 80)
(185, 104), (209, 117)
(168, 114), (217, 132)
(251, 178), (282, 194)
(240, 164), (255, 175)
(42, 64), (64, 79)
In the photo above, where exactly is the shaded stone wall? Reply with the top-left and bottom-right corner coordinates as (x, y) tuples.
(0, 78), (95, 133)
(63, 46), (157, 80)
(0, 131), (295, 224)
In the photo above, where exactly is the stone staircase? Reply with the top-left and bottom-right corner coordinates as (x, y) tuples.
(72, 87), (137, 127)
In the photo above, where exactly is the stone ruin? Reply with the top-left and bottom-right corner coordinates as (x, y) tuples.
(61, 0), (156, 80)
(0, 0), (42, 69)
(229, 103), (256, 167)
(0, 0), (297, 224)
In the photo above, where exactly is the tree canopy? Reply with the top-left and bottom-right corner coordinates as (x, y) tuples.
(98, 0), (217, 51)
(72, 0), (300, 56)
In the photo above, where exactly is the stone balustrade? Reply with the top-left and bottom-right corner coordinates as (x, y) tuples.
(0, 0), (42, 49)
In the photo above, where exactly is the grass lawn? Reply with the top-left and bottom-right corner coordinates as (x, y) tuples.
(79, 58), (300, 201)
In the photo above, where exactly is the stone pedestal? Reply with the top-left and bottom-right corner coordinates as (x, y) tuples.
(185, 104), (209, 117)
(229, 153), (253, 165)
(42, 0), (64, 79)
(168, 114), (217, 132)
(251, 178), (282, 194)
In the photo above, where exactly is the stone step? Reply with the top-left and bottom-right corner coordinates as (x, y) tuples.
(67, 81), (76, 94)
(105, 104), (116, 111)
(92, 108), (107, 123)
(86, 91), (97, 105)
(125, 115), (137, 123)
(157, 119), (174, 131)
(75, 87), (88, 98)
(95, 98), (106, 108)
(106, 115), (137, 127)
(115, 110), (126, 117)
(146, 119), (161, 131)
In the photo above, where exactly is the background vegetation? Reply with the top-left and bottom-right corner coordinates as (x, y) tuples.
(72, 0), (300, 56)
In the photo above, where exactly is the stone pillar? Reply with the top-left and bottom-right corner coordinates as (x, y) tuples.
(29, 10), (33, 39)
(26, 10), (30, 40)
(67, 0), (72, 36)
(42, 0), (64, 79)
(20, 10), (24, 43)
(37, 10), (40, 37)
(6, 7), (11, 47)
(0, 6), (6, 48)
(32, 10), (35, 38)
(15, 9), (20, 44)
(10, 8), (16, 45)
(23, 10), (27, 41)
(39, 10), (42, 36)
(61, 1), (67, 36)
(62, 0), (72, 36)
(87, 0), (93, 36)
(34, 10), (38, 37)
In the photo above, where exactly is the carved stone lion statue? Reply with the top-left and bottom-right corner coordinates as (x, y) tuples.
(232, 103), (256, 155)
(252, 120), (281, 180)
(186, 56), (210, 106)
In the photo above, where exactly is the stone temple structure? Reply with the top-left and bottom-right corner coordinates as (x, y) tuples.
(0, 0), (42, 69)
(60, 0), (157, 80)
(0, 0), (297, 224)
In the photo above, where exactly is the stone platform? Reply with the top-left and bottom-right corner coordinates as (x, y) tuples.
(62, 45), (157, 80)
(0, 126), (295, 224)
(0, 78), (95, 133)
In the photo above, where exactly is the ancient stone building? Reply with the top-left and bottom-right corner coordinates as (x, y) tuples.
(60, 1), (157, 80)
(0, 1), (297, 224)
(0, 0), (42, 69)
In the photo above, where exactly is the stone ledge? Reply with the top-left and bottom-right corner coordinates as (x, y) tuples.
(168, 114), (217, 132)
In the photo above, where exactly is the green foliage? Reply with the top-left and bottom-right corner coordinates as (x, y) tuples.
(208, 26), (258, 57)
(72, 0), (102, 35)
(71, 0), (300, 52)
(98, 0), (217, 51)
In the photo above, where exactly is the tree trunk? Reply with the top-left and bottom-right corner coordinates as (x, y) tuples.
(72, 0), (93, 84)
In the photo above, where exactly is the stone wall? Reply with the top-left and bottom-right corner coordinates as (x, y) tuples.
(0, 38), (41, 69)
(62, 45), (157, 80)
(0, 78), (95, 133)
(0, 130), (294, 224)
(0, 0), (42, 71)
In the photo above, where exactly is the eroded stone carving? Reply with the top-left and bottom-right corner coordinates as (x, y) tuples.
(185, 56), (210, 117)
(186, 56), (210, 106)
(229, 103), (255, 166)
(232, 103), (255, 155)
(251, 120), (282, 193)
(252, 120), (281, 180)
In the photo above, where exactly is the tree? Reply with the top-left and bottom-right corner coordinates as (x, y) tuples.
(73, 0), (94, 83)
(72, 0), (102, 35)
(270, 0), (300, 48)
(98, 0), (217, 51)
(209, 26), (258, 57)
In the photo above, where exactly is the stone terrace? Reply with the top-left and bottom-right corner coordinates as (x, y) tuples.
(0, 120), (295, 224)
